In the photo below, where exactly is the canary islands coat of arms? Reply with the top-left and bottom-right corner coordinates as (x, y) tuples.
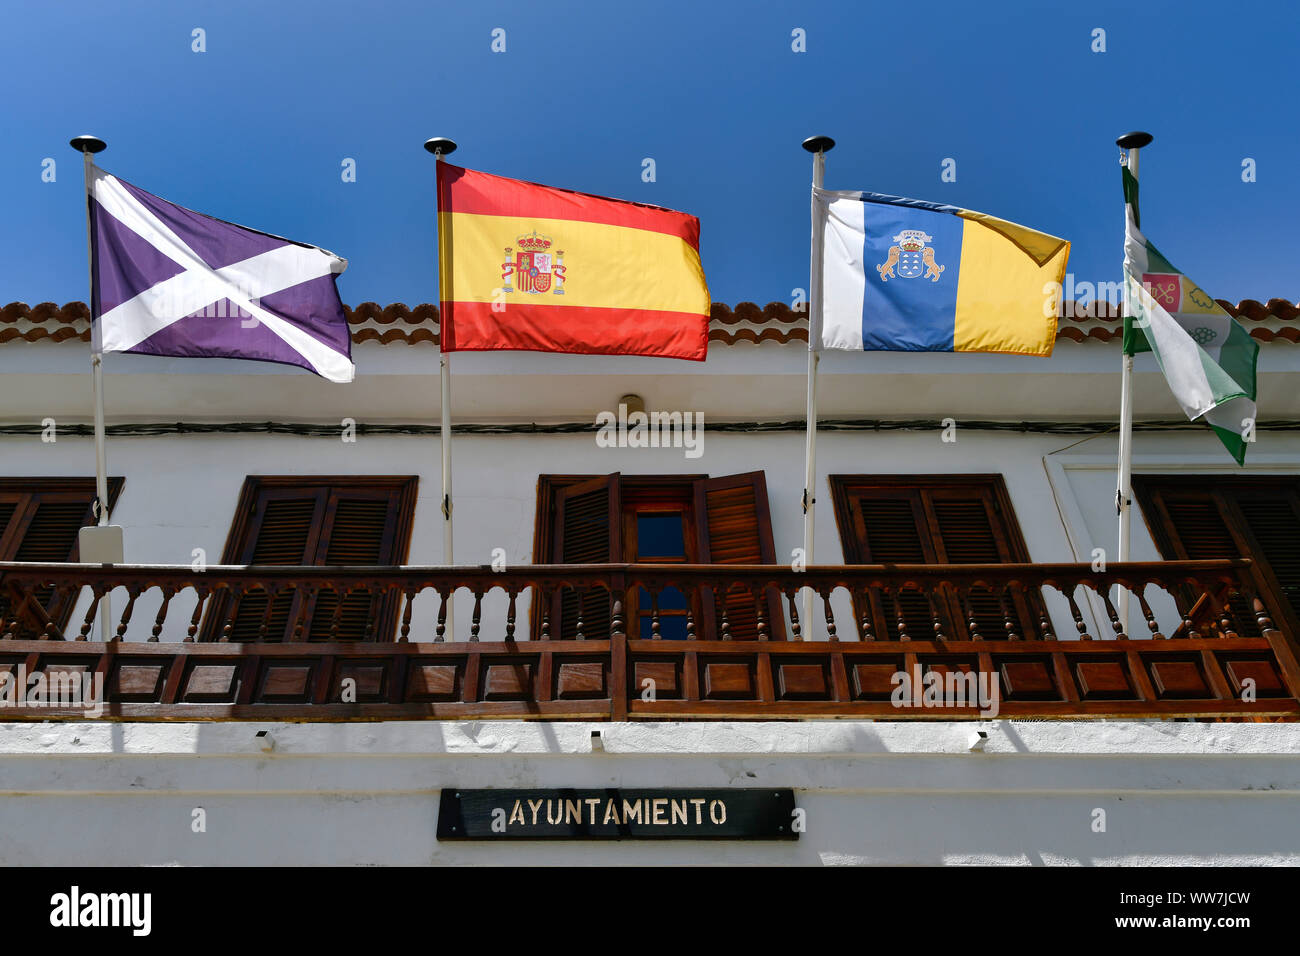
(877, 229), (944, 283)
(502, 231), (567, 295)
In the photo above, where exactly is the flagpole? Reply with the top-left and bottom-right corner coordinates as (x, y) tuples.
(425, 137), (458, 639)
(801, 135), (834, 639)
(71, 134), (112, 640)
(1115, 130), (1152, 630)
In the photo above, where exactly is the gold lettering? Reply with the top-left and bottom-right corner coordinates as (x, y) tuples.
(528, 799), (543, 825)
(652, 797), (668, 825)
(586, 797), (601, 825)
(622, 799), (642, 824)
(671, 799), (687, 825)
(690, 798), (706, 824)
(709, 799), (726, 825)
(603, 799), (620, 825)
(508, 800), (525, 826)
(566, 799), (581, 824)
(546, 800), (560, 825)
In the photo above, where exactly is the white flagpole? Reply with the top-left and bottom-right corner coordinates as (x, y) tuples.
(71, 135), (113, 641)
(801, 135), (835, 639)
(1115, 131), (1152, 630)
(425, 137), (458, 639)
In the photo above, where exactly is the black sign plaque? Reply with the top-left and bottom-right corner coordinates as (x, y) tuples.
(437, 788), (798, 841)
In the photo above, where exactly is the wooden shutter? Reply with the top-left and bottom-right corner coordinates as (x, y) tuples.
(832, 476), (1036, 641)
(1135, 478), (1300, 636)
(208, 478), (416, 642)
(307, 494), (400, 641)
(0, 479), (123, 638)
(223, 490), (325, 642)
(695, 471), (784, 640)
(552, 474), (621, 639)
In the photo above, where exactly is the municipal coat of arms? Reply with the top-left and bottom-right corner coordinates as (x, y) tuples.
(502, 232), (567, 295)
(877, 229), (944, 283)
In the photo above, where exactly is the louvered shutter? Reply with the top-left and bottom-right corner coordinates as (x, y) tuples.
(1235, 494), (1300, 623)
(695, 472), (784, 640)
(928, 490), (1035, 639)
(0, 490), (101, 638)
(553, 474), (621, 639)
(307, 495), (398, 641)
(848, 492), (941, 640)
(225, 492), (323, 642)
(1137, 481), (1300, 637)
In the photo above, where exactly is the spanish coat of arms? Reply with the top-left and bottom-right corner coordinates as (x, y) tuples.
(502, 232), (567, 295)
(877, 229), (944, 283)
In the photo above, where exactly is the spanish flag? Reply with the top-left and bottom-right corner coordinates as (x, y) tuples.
(437, 163), (711, 360)
(814, 188), (1069, 355)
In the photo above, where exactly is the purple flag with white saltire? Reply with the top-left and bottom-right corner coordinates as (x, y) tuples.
(87, 165), (354, 382)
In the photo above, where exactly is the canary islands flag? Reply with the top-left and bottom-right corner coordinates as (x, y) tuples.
(814, 188), (1069, 355)
(437, 163), (710, 360)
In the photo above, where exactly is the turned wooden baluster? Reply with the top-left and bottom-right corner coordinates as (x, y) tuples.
(574, 586), (586, 641)
(78, 587), (105, 640)
(998, 587), (1020, 641)
(1038, 593), (1056, 641)
(258, 585), (279, 642)
(362, 586), (379, 642)
(185, 588), (209, 643)
(219, 585), (240, 643)
(890, 588), (909, 641)
(150, 586), (176, 642)
(755, 585), (769, 641)
(858, 589), (874, 642)
(610, 593), (625, 640)
(820, 588), (837, 641)
(781, 589), (801, 641)
(1066, 587), (1092, 640)
(290, 585), (310, 642)
(112, 585), (142, 641)
(1253, 594), (1277, 632)
(398, 587), (415, 643)
(685, 586), (697, 640)
(1134, 587), (1164, 639)
(435, 587), (449, 642)
(962, 588), (982, 641)
(1217, 589), (1241, 639)
(650, 586), (662, 640)
(718, 586), (732, 641)
(469, 587), (483, 642)
(505, 588), (518, 640)
(1099, 586), (1126, 639)
(328, 585), (348, 640)
(925, 589), (945, 641)
(538, 586), (551, 640)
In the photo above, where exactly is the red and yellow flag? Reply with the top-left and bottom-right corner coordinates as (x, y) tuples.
(437, 163), (710, 360)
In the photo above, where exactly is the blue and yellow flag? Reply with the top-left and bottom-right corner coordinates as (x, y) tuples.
(813, 188), (1069, 355)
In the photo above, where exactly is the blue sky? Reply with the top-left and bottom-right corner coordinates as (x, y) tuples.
(4, 0), (1296, 310)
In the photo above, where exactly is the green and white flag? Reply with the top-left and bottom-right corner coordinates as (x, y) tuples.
(1121, 166), (1259, 464)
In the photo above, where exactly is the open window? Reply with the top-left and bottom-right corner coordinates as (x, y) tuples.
(0, 477), (124, 638)
(535, 472), (784, 640)
(202, 476), (417, 642)
(828, 475), (1038, 640)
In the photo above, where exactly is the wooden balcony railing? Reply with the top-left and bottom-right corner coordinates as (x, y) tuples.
(0, 559), (1297, 720)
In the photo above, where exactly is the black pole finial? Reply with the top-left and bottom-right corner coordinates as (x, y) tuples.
(1115, 131), (1153, 150)
(424, 137), (458, 156)
(802, 135), (835, 154)
(69, 135), (107, 154)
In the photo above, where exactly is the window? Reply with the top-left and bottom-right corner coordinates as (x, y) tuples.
(1134, 476), (1300, 636)
(0, 478), (124, 638)
(828, 475), (1037, 640)
(202, 477), (417, 642)
(534, 472), (783, 640)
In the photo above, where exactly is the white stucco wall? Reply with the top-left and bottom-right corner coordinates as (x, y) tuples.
(1, 720), (1297, 866)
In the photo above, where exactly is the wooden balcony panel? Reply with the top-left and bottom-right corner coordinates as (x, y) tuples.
(0, 559), (1295, 721)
